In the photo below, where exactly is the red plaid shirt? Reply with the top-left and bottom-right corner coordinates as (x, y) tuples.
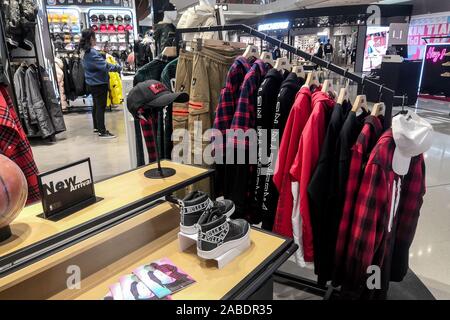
(229, 59), (270, 147)
(213, 56), (252, 152)
(333, 115), (383, 284)
(0, 85), (40, 204)
(139, 109), (158, 163)
(342, 129), (426, 295)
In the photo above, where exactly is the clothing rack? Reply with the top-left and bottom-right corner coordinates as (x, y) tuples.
(174, 24), (400, 300)
(175, 24), (397, 130)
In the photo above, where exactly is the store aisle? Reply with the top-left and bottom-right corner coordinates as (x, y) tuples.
(407, 99), (450, 299)
(29, 108), (131, 182)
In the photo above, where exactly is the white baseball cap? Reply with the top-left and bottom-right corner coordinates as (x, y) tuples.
(392, 111), (433, 175)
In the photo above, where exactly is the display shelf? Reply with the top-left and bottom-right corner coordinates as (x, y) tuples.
(0, 198), (296, 299)
(0, 161), (213, 277)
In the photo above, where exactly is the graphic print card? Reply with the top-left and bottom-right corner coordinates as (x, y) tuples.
(133, 266), (172, 298)
(119, 274), (161, 300)
(135, 258), (195, 294)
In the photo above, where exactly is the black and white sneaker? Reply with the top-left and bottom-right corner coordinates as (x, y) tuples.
(93, 129), (99, 134)
(178, 191), (234, 235)
(196, 208), (250, 260)
(99, 131), (116, 139)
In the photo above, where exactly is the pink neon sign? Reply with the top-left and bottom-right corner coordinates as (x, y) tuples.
(426, 46), (448, 63)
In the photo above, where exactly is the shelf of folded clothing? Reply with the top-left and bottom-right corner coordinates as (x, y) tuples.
(0, 199), (296, 300)
(0, 160), (213, 282)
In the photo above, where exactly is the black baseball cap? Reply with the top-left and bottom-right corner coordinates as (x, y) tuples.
(127, 80), (189, 117)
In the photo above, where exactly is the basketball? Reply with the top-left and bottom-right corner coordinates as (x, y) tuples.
(0, 154), (28, 230)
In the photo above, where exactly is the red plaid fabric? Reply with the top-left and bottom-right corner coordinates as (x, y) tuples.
(229, 59), (270, 147)
(213, 56), (252, 151)
(0, 85), (40, 204)
(139, 109), (158, 162)
(342, 129), (426, 294)
(333, 115), (383, 285)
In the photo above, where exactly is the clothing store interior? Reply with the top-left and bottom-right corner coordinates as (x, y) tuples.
(0, 0), (450, 301)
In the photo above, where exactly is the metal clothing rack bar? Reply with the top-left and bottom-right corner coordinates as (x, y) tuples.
(175, 24), (398, 299)
(176, 24), (396, 129)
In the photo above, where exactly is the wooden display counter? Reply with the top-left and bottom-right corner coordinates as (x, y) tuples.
(0, 161), (212, 277)
(0, 201), (296, 300)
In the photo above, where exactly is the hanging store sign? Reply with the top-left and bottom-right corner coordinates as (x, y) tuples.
(258, 21), (290, 32)
(38, 158), (101, 221)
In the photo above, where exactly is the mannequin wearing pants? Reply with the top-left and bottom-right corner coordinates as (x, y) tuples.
(90, 84), (108, 133)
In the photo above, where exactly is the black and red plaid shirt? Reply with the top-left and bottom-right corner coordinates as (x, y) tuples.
(139, 109), (158, 163)
(229, 59), (270, 148)
(342, 129), (426, 295)
(333, 115), (383, 285)
(213, 56), (252, 149)
(0, 85), (40, 204)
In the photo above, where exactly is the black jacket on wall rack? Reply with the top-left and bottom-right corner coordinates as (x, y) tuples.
(2, 0), (38, 50)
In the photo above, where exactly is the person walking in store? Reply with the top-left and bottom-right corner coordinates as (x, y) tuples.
(79, 29), (121, 139)
(324, 39), (333, 62)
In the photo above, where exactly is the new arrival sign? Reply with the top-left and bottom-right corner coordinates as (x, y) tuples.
(38, 158), (96, 220)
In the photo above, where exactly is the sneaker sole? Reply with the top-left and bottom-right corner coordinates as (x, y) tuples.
(180, 224), (198, 235)
(179, 204), (236, 235)
(99, 136), (117, 139)
(197, 226), (251, 260)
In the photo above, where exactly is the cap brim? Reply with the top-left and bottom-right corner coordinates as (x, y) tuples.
(392, 147), (411, 176)
(144, 92), (189, 108)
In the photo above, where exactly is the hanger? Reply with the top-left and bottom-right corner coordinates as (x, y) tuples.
(303, 71), (319, 88)
(337, 87), (349, 105)
(371, 102), (385, 117)
(292, 65), (305, 79)
(274, 57), (291, 71)
(161, 46), (177, 57)
(260, 51), (274, 65)
(243, 44), (259, 59)
(352, 95), (369, 113)
(321, 79), (334, 93)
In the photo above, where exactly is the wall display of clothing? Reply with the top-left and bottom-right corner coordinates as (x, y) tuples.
(54, 54), (87, 105)
(2, 0), (38, 51)
(134, 33), (155, 68)
(13, 62), (66, 138)
(294, 35), (317, 55)
(47, 7), (82, 52)
(0, 84), (40, 204)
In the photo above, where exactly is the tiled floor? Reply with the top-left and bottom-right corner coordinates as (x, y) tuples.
(29, 97), (450, 300)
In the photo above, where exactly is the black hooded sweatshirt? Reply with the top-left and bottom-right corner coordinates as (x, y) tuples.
(256, 71), (305, 230)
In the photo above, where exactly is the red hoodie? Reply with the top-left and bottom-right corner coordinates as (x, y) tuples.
(290, 91), (335, 263)
(273, 87), (313, 237)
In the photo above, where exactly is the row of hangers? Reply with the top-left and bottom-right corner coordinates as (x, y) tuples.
(172, 40), (386, 118)
(243, 44), (306, 78)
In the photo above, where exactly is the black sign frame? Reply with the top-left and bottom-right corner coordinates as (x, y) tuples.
(37, 158), (102, 221)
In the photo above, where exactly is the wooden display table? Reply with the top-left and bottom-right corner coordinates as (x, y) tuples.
(0, 201), (296, 300)
(0, 161), (212, 277)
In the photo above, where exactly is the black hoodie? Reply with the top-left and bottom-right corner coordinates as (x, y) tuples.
(257, 71), (304, 230)
(253, 68), (287, 224)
